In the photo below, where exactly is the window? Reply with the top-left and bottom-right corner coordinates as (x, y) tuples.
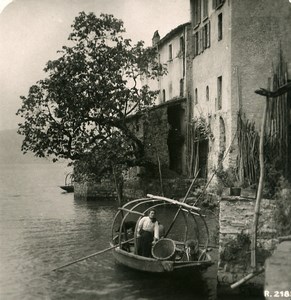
(169, 44), (173, 60)
(193, 32), (199, 56)
(195, 88), (198, 104)
(218, 13), (222, 41)
(191, 0), (201, 27)
(202, 0), (208, 19)
(199, 29), (203, 54)
(169, 82), (173, 99)
(217, 76), (222, 110)
(180, 79), (184, 97)
(203, 22), (211, 49)
(206, 86), (209, 101)
(180, 36), (186, 76)
(180, 36), (185, 54)
(162, 89), (166, 102)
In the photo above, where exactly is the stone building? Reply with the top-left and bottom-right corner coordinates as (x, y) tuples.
(187, 0), (291, 290)
(76, 0), (291, 201)
(121, 23), (197, 199)
(127, 0), (291, 190)
(135, 22), (192, 177)
(189, 0), (291, 182)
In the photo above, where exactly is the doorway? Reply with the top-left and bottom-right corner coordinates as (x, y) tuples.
(167, 105), (185, 174)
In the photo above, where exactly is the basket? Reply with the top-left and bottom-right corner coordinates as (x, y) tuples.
(152, 238), (176, 260)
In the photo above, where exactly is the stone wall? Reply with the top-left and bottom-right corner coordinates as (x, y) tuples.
(218, 195), (277, 291)
(74, 180), (117, 201)
(144, 106), (170, 167)
(74, 177), (202, 202)
(123, 178), (203, 201)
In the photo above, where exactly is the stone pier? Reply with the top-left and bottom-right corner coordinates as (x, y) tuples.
(218, 195), (277, 293)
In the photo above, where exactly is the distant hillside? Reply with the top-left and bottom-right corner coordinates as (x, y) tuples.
(0, 129), (51, 164)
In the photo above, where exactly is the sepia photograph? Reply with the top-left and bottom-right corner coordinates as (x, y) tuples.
(0, 0), (290, 299)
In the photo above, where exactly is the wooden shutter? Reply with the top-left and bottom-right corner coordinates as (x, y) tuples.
(202, 24), (207, 50)
(193, 33), (197, 57)
(207, 22), (211, 48)
(198, 30), (201, 54)
(200, 29), (203, 53)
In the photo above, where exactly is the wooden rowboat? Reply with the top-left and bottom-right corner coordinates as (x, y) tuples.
(59, 173), (74, 193)
(111, 242), (213, 273)
(59, 185), (74, 193)
(111, 194), (214, 273)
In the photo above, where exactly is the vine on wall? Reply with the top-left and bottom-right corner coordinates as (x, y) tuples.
(187, 115), (213, 178)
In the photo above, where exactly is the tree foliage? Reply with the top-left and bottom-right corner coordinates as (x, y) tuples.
(17, 12), (165, 173)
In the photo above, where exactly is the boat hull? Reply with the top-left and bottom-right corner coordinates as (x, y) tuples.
(111, 244), (213, 273)
(59, 185), (74, 193)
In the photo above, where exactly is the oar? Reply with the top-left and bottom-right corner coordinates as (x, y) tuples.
(52, 238), (134, 271)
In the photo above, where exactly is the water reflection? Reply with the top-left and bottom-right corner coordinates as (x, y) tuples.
(113, 264), (211, 300)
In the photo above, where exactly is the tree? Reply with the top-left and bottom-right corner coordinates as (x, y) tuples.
(17, 12), (165, 178)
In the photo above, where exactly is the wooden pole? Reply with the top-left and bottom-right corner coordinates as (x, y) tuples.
(231, 267), (264, 289)
(118, 207), (144, 216)
(251, 79), (270, 269)
(52, 238), (134, 271)
(156, 150), (164, 196)
(164, 170), (200, 237)
(146, 194), (201, 211)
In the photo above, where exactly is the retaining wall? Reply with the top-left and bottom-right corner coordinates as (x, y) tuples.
(74, 180), (117, 201)
(74, 178), (204, 202)
(123, 178), (204, 201)
(218, 195), (277, 292)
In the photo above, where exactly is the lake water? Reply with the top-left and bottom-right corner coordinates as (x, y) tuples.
(0, 163), (263, 300)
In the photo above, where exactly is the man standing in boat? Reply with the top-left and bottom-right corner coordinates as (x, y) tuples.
(137, 209), (160, 257)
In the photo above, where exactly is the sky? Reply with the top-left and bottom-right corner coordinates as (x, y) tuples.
(0, 0), (190, 131)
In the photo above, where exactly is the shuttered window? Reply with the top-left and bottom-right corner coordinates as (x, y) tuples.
(193, 32), (199, 57)
(202, 22), (210, 49)
(193, 21), (210, 58)
(199, 30), (203, 54)
(206, 21), (211, 47)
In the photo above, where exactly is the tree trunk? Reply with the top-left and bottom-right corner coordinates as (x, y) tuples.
(112, 165), (123, 206)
